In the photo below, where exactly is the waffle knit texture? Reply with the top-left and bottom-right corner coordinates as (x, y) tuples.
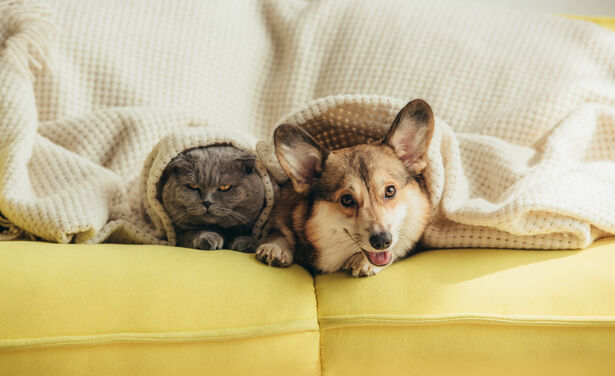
(0, 0), (614, 248)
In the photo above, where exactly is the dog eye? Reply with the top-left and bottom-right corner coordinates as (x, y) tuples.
(340, 194), (355, 207)
(385, 185), (396, 198)
(186, 184), (199, 190)
(218, 185), (232, 192)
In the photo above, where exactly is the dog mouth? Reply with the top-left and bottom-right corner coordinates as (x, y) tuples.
(343, 229), (393, 267)
(362, 249), (392, 266)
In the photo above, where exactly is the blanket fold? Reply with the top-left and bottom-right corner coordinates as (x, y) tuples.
(270, 95), (615, 249)
(1, 0), (614, 248)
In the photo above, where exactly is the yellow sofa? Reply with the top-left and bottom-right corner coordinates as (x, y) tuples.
(1, 237), (615, 375)
(1, 16), (615, 376)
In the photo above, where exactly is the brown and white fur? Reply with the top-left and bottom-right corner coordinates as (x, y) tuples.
(255, 99), (434, 277)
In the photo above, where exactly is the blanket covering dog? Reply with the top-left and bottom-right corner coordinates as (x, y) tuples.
(1, 0), (614, 249)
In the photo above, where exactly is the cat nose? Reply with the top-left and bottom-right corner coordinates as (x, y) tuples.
(369, 232), (392, 250)
(203, 200), (213, 208)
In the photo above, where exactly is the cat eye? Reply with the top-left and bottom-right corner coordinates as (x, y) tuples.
(385, 185), (396, 198)
(218, 185), (232, 192)
(340, 194), (355, 207)
(186, 183), (199, 190)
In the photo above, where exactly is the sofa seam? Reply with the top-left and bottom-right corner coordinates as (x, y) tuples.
(314, 277), (325, 376)
(318, 313), (615, 330)
(0, 318), (320, 352)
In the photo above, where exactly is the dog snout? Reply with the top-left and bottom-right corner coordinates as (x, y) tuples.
(369, 232), (392, 250)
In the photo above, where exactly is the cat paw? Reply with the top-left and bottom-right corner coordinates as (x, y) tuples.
(194, 231), (224, 250)
(343, 252), (379, 277)
(255, 243), (293, 267)
(228, 236), (257, 253)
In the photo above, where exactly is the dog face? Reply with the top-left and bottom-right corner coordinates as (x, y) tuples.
(274, 99), (434, 273)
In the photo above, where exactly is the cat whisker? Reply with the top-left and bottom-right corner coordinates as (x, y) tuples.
(215, 208), (249, 225)
(226, 209), (249, 224)
(172, 211), (195, 226)
(184, 207), (201, 215)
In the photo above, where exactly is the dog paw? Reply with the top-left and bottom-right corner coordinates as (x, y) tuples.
(343, 252), (379, 277)
(228, 236), (257, 253)
(194, 231), (224, 250)
(255, 243), (293, 267)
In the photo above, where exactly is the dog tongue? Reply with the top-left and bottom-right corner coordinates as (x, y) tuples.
(366, 251), (391, 266)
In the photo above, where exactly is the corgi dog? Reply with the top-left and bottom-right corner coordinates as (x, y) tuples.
(255, 99), (434, 277)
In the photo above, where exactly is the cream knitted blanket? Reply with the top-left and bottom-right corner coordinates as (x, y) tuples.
(1, 0), (614, 249)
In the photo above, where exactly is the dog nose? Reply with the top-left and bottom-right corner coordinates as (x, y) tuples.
(203, 200), (213, 208)
(369, 232), (392, 250)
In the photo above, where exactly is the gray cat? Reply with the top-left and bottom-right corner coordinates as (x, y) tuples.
(159, 145), (265, 252)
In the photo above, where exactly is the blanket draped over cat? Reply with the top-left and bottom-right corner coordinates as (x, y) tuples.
(142, 129), (277, 246)
(1, 0), (614, 249)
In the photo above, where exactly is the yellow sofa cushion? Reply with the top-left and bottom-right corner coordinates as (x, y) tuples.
(316, 237), (615, 376)
(0, 241), (320, 376)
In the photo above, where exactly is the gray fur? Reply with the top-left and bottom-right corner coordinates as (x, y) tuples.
(160, 145), (265, 252)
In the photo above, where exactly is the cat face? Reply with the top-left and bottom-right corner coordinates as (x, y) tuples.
(160, 145), (265, 230)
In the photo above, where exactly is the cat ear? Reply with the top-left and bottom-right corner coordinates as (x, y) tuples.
(231, 148), (257, 174)
(165, 153), (192, 176)
(274, 124), (327, 195)
(383, 99), (434, 174)
(237, 157), (256, 174)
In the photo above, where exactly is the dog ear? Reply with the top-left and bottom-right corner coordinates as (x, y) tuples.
(274, 124), (327, 194)
(383, 99), (434, 174)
